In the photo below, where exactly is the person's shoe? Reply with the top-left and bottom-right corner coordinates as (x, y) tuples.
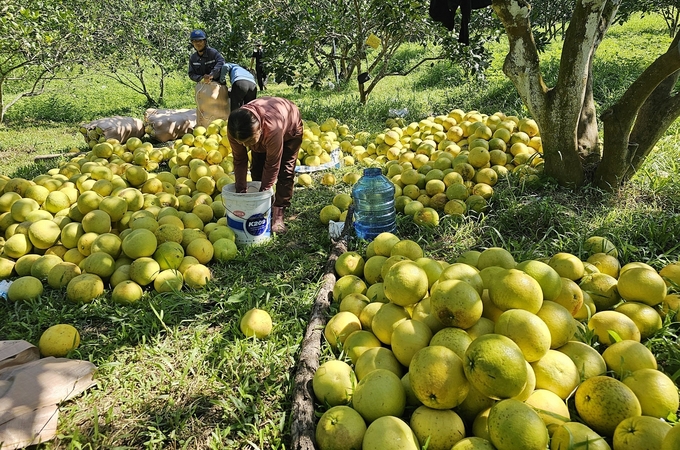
(271, 206), (287, 234)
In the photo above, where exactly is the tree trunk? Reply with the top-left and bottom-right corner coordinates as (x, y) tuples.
(493, 0), (618, 188)
(577, 69), (600, 171)
(594, 32), (680, 191)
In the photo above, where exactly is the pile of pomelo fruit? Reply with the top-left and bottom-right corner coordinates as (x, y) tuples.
(314, 234), (680, 449)
(312, 108), (544, 227)
(0, 118), (250, 308)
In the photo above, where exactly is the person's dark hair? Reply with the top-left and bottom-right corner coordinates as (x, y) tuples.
(228, 108), (259, 141)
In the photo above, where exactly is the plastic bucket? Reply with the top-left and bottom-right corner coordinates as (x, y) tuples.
(222, 182), (273, 245)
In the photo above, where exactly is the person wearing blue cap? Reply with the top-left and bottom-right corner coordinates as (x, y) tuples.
(188, 29), (225, 84)
(220, 62), (258, 112)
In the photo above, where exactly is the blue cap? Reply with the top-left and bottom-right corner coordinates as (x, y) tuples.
(190, 29), (207, 41)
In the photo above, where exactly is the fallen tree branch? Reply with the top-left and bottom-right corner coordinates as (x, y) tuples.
(290, 207), (353, 450)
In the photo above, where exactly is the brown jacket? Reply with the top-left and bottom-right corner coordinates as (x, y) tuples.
(228, 97), (303, 192)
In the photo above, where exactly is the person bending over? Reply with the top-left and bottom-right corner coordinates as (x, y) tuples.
(220, 62), (258, 112)
(227, 97), (303, 234)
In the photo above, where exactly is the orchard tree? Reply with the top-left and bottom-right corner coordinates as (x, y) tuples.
(87, 0), (194, 107)
(492, 0), (680, 192)
(618, 0), (680, 36)
(0, 1), (88, 123)
(260, 0), (498, 102)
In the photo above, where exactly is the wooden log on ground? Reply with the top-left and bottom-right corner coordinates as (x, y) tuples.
(290, 207), (353, 450)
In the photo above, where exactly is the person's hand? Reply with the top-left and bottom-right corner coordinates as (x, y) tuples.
(202, 74), (212, 83)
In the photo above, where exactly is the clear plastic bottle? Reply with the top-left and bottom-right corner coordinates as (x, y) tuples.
(352, 167), (397, 240)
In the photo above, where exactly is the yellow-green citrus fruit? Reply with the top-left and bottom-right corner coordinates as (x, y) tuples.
(574, 375), (642, 437)
(240, 308), (273, 338)
(7, 276), (43, 301)
(111, 280), (144, 305)
(38, 324), (80, 357)
(463, 334), (528, 400)
(65, 273), (104, 303)
(312, 360), (356, 406)
(487, 398), (549, 450)
(409, 345), (469, 409)
(315, 405), (366, 450)
(351, 369), (406, 423)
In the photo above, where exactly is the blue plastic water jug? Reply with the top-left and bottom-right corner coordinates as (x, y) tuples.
(352, 167), (397, 240)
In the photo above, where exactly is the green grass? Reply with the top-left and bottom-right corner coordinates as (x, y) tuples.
(0, 13), (679, 449)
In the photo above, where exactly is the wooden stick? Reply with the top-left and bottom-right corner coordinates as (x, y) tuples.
(289, 207), (353, 449)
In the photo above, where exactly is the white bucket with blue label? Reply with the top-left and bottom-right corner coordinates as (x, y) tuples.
(222, 182), (273, 246)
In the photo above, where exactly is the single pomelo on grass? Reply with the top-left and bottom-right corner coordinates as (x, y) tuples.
(409, 406), (466, 450)
(584, 235), (618, 257)
(240, 308), (273, 339)
(312, 360), (355, 406)
(315, 405), (366, 450)
(154, 269), (183, 293)
(487, 398), (549, 450)
(463, 333), (528, 400)
(575, 375), (642, 437)
(38, 324), (80, 357)
(183, 263), (212, 288)
(112, 280), (144, 305)
(352, 369), (406, 423)
(409, 345), (469, 410)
